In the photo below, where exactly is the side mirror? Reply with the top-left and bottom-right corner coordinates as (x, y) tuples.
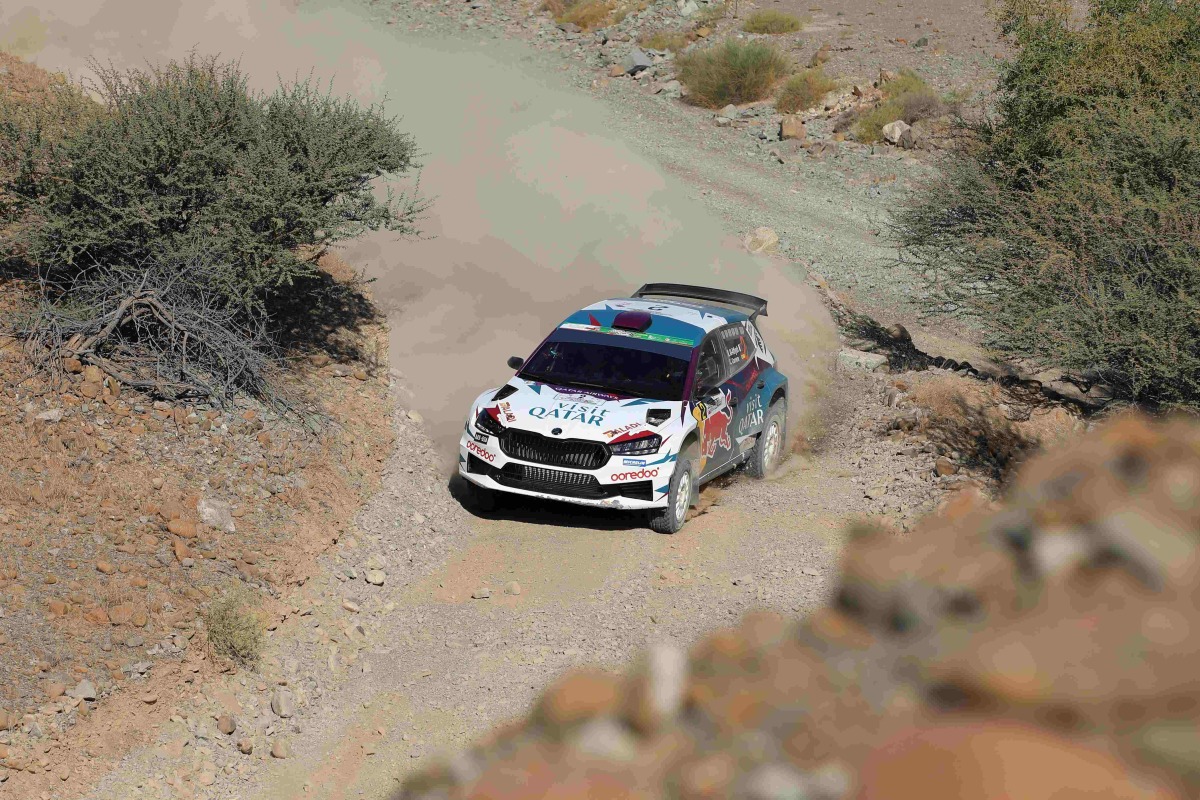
(507, 356), (524, 370)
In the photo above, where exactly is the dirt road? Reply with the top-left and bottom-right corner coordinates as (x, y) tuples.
(83, 369), (917, 800)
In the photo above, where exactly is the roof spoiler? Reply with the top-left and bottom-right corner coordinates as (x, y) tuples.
(633, 283), (768, 320)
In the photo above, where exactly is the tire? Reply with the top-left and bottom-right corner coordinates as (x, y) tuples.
(648, 449), (696, 534)
(466, 480), (498, 513)
(746, 399), (786, 479)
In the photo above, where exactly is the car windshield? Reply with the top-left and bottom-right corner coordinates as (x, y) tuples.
(519, 339), (691, 400)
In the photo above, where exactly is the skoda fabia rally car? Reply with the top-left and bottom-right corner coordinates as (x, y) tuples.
(458, 284), (788, 533)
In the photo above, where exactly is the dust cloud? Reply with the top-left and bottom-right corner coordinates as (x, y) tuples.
(2, 0), (837, 465)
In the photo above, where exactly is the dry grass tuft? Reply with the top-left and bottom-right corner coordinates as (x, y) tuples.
(677, 40), (791, 108)
(776, 67), (838, 113)
(639, 29), (694, 52)
(742, 9), (807, 34)
(203, 587), (265, 667)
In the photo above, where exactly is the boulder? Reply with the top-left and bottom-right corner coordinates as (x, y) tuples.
(882, 119), (912, 145)
(780, 115), (806, 142)
(622, 48), (653, 75)
(198, 498), (236, 533)
(69, 680), (97, 701)
(271, 688), (296, 719)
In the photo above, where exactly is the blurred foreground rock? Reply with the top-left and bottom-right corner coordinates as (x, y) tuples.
(401, 413), (1200, 800)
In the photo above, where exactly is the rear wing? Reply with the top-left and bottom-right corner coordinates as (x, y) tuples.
(633, 283), (768, 320)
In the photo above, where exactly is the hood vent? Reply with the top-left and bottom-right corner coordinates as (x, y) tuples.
(646, 408), (671, 426)
(491, 384), (518, 401)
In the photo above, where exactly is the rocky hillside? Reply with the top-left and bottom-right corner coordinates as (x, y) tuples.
(0, 270), (394, 790)
(401, 412), (1200, 800)
(390, 0), (1001, 165)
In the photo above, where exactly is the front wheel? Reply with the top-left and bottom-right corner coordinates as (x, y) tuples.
(648, 452), (696, 534)
(746, 399), (787, 478)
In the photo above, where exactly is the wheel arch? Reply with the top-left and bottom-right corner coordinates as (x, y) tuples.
(767, 373), (789, 409)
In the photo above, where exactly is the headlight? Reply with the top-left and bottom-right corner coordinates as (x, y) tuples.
(610, 434), (662, 455)
(475, 409), (505, 436)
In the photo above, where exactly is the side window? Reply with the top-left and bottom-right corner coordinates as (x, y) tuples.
(716, 324), (750, 381)
(695, 337), (723, 391)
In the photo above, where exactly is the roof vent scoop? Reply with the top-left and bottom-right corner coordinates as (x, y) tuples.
(612, 310), (653, 332)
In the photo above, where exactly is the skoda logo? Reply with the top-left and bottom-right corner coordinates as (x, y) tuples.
(551, 427), (563, 436)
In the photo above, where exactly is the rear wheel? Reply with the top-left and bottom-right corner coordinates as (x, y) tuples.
(648, 449), (696, 534)
(746, 399), (786, 478)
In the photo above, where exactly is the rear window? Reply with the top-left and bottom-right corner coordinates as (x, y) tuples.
(518, 338), (691, 400)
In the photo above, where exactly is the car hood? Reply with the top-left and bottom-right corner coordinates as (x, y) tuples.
(477, 380), (681, 443)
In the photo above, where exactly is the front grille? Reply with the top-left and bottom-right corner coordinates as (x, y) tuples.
(496, 463), (607, 499)
(504, 463), (595, 488)
(500, 428), (609, 469)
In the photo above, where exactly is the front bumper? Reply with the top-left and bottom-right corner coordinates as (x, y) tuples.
(458, 428), (670, 511)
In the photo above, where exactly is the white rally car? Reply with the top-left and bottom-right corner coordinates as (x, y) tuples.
(458, 284), (789, 533)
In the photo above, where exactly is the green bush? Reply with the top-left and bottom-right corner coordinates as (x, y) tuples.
(776, 67), (838, 114)
(677, 40), (791, 108)
(2, 55), (425, 403)
(742, 9), (806, 34)
(853, 69), (943, 142)
(0, 54), (102, 262)
(894, 0), (1200, 406)
(19, 55), (423, 314)
(204, 589), (264, 667)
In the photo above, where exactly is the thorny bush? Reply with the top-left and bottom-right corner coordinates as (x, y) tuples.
(893, 0), (1200, 407)
(2, 54), (427, 405)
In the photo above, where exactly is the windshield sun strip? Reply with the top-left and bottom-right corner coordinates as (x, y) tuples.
(558, 322), (695, 348)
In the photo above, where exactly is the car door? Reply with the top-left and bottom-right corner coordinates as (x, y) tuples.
(691, 334), (736, 479)
(716, 322), (768, 454)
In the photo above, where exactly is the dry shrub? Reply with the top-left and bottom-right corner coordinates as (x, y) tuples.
(203, 587), (264, 667)
(693, 1), (729, 26)
(853, 69), (944, 142)
(557, 0), (613, 29)
(742, 9), (807, 33)
(640, 29), (693, 51)
(908, 375), (1080, 482)
(776, 67), (838, 113)
(677, 40), (791, 108)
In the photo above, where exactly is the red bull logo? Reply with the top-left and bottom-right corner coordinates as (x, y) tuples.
(702, 408), (733, 459)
